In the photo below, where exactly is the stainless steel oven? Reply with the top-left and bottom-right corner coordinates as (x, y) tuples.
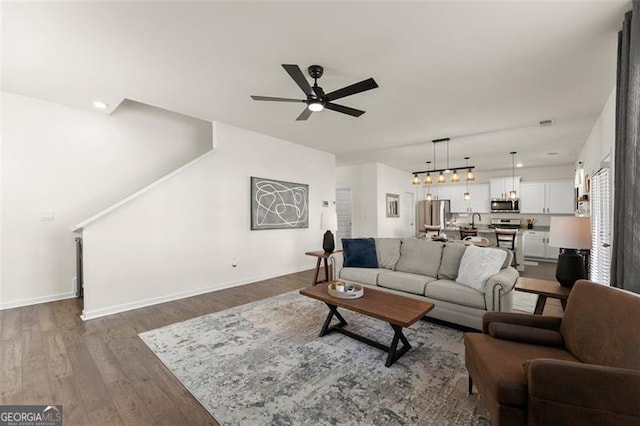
(490, 198), (520, 213)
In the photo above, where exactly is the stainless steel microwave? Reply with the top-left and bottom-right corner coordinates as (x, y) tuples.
(490, 198), (520, 213)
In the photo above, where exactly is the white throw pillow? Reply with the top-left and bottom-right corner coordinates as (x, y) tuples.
(456, 246), (507, 292)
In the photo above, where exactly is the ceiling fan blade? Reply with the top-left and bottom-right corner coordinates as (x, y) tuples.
(325, 103), (365, 117)
(296, 107), (313, 121)
(325, 78), (378, 101)
(251, 95), (305, 103)
(282, 64), (313, 96)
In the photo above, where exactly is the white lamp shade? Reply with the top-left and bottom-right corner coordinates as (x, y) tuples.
(320, 211), (338, 231)
(548, 216), (591, 249)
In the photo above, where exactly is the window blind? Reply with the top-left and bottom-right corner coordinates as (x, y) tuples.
(590, 168), (611, 285)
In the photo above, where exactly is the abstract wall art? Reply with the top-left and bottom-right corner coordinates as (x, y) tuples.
(251, 177), (309, 230)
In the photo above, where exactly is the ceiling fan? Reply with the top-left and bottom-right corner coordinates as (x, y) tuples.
(251, 64), (378, 121)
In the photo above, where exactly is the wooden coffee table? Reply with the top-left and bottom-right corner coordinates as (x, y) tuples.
(300, 282), (434, 367)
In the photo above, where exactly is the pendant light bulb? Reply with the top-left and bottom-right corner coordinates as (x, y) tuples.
(464, 192), (471, 200)
(424, 173), (432, 185)
(450, 171), (460, 183)
(426, 192), (433, 201)
(466, 169), (476, 182)
(437, 171), (446, 184)
(412, 174), (420, 185)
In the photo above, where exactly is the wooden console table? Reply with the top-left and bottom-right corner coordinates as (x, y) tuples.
(515, 277), (571, 315)
(305, 250), (342, 285)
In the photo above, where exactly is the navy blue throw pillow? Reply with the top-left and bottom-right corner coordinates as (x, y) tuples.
(342, 238), (379, 268)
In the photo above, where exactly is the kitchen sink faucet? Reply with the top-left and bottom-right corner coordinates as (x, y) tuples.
(471, 213), (482, 228)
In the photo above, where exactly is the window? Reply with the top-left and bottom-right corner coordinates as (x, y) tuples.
(590, 168), (611, 285)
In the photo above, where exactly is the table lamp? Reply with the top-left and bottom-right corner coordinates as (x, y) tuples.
(320, 211), (338, 253)
(548, 216), (592, 288)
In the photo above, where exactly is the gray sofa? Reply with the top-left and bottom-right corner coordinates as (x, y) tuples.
(329, 238), (519, 330)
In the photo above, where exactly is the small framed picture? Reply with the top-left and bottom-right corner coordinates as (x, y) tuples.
(386, 193), (399, 218)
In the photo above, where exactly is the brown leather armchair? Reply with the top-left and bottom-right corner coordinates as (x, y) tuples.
(464, 280), (640, 426)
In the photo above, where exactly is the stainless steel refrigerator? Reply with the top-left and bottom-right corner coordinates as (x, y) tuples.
(416, 200), (451, 235)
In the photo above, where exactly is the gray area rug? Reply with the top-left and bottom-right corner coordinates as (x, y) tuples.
(512, 292), (537, 313)
(140, 291), (490, 425)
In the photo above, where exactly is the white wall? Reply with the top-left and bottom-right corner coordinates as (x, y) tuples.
(375, 163), (415, 237)
(336, 163), (377, 237)
(577, 87), (615, 177)
(81, 122), (335, 319)
(1, 93), (212, 308)
(336, 162), (414, 238)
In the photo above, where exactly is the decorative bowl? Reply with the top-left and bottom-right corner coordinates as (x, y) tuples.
(328, 281), (364, 299)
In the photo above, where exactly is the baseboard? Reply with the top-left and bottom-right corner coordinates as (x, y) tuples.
(80, 265), (310, 321)
(0, 291), (77, 311)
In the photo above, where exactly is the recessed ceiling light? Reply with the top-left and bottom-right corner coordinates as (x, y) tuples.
(92, 101), (108, 109)
(547, 152), (558, 156)
(516, 162), (523, 167)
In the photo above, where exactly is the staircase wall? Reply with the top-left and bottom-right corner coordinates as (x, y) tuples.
(81, 122), (335, 319)
(1, 93), (212, 308)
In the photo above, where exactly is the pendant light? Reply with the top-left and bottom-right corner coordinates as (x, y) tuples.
(463, 156), (471, 200)
(436, 142), (446, 183)
(465, 156), (475, 181)
(509, 151), (517, 200)
(424, 161), (433, 185)
(411, 138), (477, 185)
(426, 192), (433, 201)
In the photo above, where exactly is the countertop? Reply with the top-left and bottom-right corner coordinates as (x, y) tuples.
(443, 225), (550, 233)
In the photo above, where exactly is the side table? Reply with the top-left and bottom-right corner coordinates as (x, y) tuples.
(515, 277), (571, 315)
(305, 250), (342, 285)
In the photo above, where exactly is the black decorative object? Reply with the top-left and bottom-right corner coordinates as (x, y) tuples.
(323, 230), (335, 253)
(556, 249), (587, 288)
(250, 64), (378, 120)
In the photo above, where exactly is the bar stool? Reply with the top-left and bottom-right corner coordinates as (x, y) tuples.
(423, 225), (441, 237)
(495, 228), (518, 267)
(459, 228), (478, 240)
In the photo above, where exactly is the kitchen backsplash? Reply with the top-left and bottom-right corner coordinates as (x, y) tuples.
(452, 212), (554, 227)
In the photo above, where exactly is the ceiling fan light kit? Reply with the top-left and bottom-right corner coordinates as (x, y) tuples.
(251, 64), (378, 121)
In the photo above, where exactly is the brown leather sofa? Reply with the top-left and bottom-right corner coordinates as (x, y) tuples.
(464, 280), (640, 425)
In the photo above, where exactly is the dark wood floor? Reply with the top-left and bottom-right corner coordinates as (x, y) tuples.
(0, 261), (561, 425)
(0, 270), (315, 425)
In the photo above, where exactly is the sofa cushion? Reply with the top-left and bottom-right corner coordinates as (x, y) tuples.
(464, 333), (579, 407)
(342, 238), (378, 268)
(425, 279), (486, 310)
(339, 267), (384, 286)
(438, 243), (467, 280)
(456, 246), (507, 291)
(395, 238), (444, 277)
(375, 238), (401, 270)
(377, 271), (437, 295)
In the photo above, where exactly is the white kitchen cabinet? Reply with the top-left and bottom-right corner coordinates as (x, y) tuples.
(490, 177), (520, 199)
(546, 181), (575, 213)
(448, 185), (468, 213)
(520, 180), (574, 214)
(444, 183), (490, 213)
(469, 184), (490, 213)
(523, 231), (560, 260)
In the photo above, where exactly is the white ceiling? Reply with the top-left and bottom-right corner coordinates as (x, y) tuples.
(2, 1), (629, 174)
